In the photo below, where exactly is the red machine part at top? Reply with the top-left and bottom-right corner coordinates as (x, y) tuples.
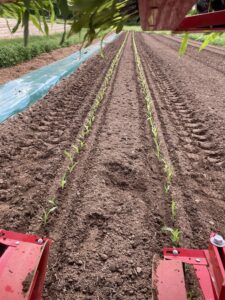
(0, 229), (52, 300)
(138, 0), (225, 32)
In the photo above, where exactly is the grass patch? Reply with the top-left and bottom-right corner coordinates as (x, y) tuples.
(123, 25), (142, 32)
(0, 30), (87, 68)
(189, 33), (225, 47)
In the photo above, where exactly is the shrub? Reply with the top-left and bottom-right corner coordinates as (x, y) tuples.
(0, 31), (88, 68)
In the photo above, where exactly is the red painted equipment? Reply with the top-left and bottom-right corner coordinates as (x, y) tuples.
(152, 233), (225, 300)
(138, 0), (225, 32)
(0, 229), (52, 300)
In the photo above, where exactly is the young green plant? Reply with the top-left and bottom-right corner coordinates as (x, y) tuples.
(162, 226), (181, 247)
(40, 206), (57, 225)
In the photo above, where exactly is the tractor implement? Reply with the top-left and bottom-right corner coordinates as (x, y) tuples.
(0, 229), (52, 300)
(152, 233), (225, 300)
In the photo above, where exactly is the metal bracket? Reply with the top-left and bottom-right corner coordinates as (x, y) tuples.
(0, 229), (52, 300)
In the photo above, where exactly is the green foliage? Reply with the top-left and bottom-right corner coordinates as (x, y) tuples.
(0, 0), (55, 46)
(0, 32), (86, 68)
(162, 226), (181, 246)
(40, 206), (57, 224)
(0, 0), (138, 47)
(179, 32), (189, 57)
(178, 32), (225, 55)
(171, 198), (177, 221)
(189, 32), (225, 47)
(60, 172), (67, 189)
(48, 197), (57, 206)
(199, 32), (223, 51)
(69, 0), (139, 46)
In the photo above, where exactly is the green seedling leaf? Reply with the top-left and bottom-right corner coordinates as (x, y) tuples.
(68, 162), (78, 173)
(72, 144), (80, 154)
(40, 206), (57, 225)
(162, 226), (181, 246)
(199, 32), (222, 51)
(60, 173), (67, 189)
(48, 197), (56, 206)
(179, 33), (189, 57)
(171, 198), (177, 221)
(64, 150), (73, 163)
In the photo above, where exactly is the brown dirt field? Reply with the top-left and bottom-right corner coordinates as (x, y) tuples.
(0, 32), (225, 299)
(136, 33), (225, 248)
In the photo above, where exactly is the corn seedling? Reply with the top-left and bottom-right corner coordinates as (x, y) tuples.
(72, 144), (80, 154)
(188, 290), (194, 300)
(68, 162), (78, 173)
(64, 150), (73, 164)
(79, 131), (86, 139)
(40, 206), (57, 225)
(79, 140), (85, 150)
(60, 172), (67, 189)
(152, 125), (160, 159)
(133, 34), (182, 249)
(162, 226), (181, 246)
(171, 198), (177, 221)
(48, 197), (57, 206)
(84, 124), (90, 135)
(163, 159), (173, 186)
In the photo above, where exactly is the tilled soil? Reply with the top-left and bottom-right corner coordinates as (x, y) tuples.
(136, 33), (225, 247)
(43, 35), (168, 299)
(0, 35), (124, 234)
(0, 32), (225, 299)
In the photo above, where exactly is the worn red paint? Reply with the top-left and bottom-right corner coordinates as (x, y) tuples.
(5, 285), (14, 293)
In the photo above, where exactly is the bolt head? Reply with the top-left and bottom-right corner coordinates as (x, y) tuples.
(37, 238), (44, 245)
(172, 249), (179, 256)
(210, 234), (225, 247)
(15, 241), (20, 245)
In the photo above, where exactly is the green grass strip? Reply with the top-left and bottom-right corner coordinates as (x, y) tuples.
(0, 30), (91, 68)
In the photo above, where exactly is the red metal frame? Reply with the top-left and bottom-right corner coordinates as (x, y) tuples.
(175, 10), (225, 32)
(138, 0), (225, 32)
(153, 233), (225, 300)
(0, 229), (52, 300)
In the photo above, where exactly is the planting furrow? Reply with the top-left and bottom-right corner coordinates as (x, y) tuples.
(0, 35), (124, 233)
(150, 33), (225, 76)
(132, 33), (179, 245)
(35, 34), (129, 232)
(136, 33), (225, 248)
(43, 33), (168, 300)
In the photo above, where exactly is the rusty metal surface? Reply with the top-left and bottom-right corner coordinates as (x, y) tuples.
(152, 256), (187, 300)
(138, 0), (198, 30)
(0, 229), (51, 300)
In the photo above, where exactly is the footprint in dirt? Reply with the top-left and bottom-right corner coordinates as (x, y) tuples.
(103, 161), (147, 192)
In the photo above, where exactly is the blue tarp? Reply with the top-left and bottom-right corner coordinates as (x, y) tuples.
(0, 34), (118, 123)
